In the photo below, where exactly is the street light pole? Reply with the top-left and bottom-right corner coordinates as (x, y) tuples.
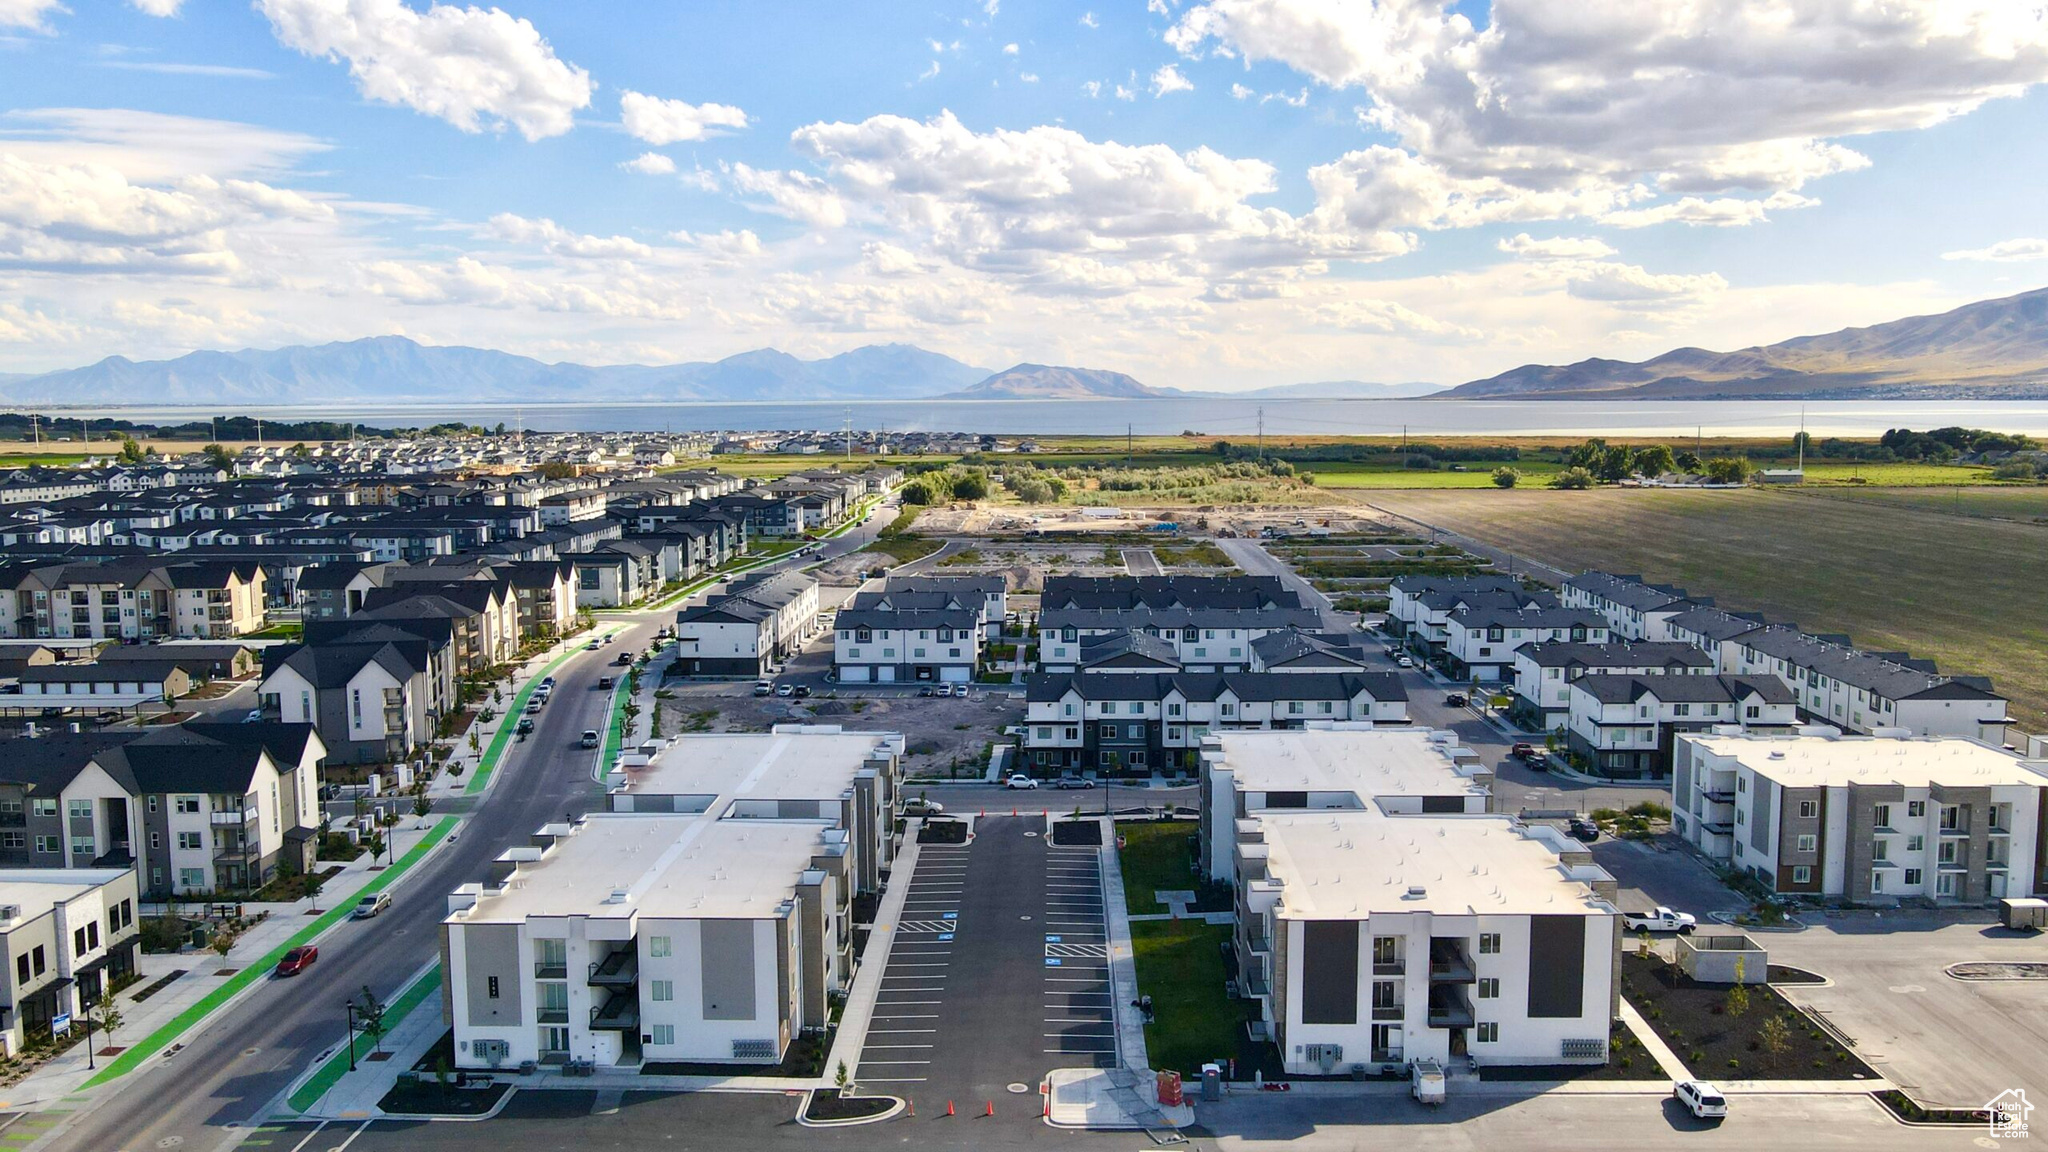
(345, 1002), (358, 1071)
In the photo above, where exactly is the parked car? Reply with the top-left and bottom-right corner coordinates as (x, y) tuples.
(613, 652), (632, 666)
(1444, 692), (1469, 708)
(602, 633), (614, 644)
(902, 797), (946, 816)
(1622, 906), (1697, 933)
(587, 639), (601, 650)
(918, 686), (936, 697)
(540, 676), (556, 689)
(353, 891), (393, 919)
(274, 945), (318, 977)
(1005, 774), (1039, 790)
(1510, 742), (1538, 761)
(242, 708), (265, 723)
(1673, 1080), (1727, 1120)
(754, 681), (773, 697)
(775, 683), (795, 697)
(1395, 654), (1415, 669)
(598, 675), (615, 690)
(515, 718), (535, 736)
(793, 684), (811, 698)
(524, 699), (542, 714)
(1054, 776), (1096, 790)
(1566, 818), (1599, 843)
(581, 729), (601, 749)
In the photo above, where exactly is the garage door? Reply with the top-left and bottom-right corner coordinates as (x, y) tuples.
(840, 665), (871, 683)
(877, 666), (895, 682)
(939, 666), (969, 683)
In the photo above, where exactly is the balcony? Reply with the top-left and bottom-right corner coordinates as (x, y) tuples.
(1372, 957), (1406, 976)
(536, 999), (570, 1025)
(1371, 1002), (1404, 1022)
(0, 811), (24, 829)
(1428, 939), (1475, 984)
(587, 949), (638, 987)
(589, 991), (639, 1031)
(533, 959), (568, 980)
(1426, 984), (1474, 1029)
(209, 807), (259, 826)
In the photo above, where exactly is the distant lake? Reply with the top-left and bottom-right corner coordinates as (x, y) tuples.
(33, 397), (2048, 438)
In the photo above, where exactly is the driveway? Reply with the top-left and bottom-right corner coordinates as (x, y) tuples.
(1122, 547), (1162, 575)
(1767, 911), (2048, 1109)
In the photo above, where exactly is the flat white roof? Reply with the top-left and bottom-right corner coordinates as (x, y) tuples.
(618, 728), (904, 802)
(1259, 812), (1610, 919)
(1688, 732), (2048, 789)
(1206, 726), (1486, 800)
(0, 868), (127, 926)
(459, 815), (827, 923)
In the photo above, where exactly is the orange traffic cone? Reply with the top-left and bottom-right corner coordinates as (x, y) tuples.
(945, 1100), (955, 1117)
(907, 1099), (915, 1117)
(984, 1100), (995, 1117)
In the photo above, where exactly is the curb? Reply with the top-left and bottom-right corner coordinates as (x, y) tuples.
(793, 1089), (905, 1128)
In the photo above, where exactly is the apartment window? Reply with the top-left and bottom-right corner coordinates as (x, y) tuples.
(652, 1024), (675, 1046)
(1167, 703), (1182, 717)
(31, 798), (57, 818)
(30, 945), (44, 977)
(1478, 978), (1500, 999)
(487, 976), (500, 999)
(1287, 702), (1303, 715)
(70, 835), (93, 857)
(1371, 982), (1400, 1011)
(1127, 724), (1145, 740)
(13, 955), (26, 985)
(1798, 801), (1818, 819)
(0, 833), (21, 849)
(1220, 702), (1236, 716)
(1745, 705), (1761, 719)
(651, 979), (674, 1002)
(1904, 867), (1923, 886)
(1796, 834), (1817, 852)
(1100, 724), (1118, 740)
(67, 799), (92, 820)
(1476, 1022), (1499, 1044)
(178, 832), (203, 850)
(1938, 841), (1959, 865)
(1907, 835), (1924, 852)
(1791, 866), (1812, 884)
(147, 796), (158, 813)
(178, 868), (204, 889)
(1907, 801), (1925, 819)
(176, 797), (200, 814)
(1318, 701), (1333, 714)
(34, 836), (58, 854)
(1477, 932), (1501, 954)
(1872, 804), (1892, 829)
(1736, 777), (1746, 793)
(649, 936), (672, 958)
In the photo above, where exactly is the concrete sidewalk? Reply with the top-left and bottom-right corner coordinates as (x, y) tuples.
(829, 822), (923, 1087)
(1098, 817), (1150, 1073)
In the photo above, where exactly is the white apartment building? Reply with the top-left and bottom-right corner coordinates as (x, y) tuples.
(0, 869), (141, 1055)
(1438, 606), (1609, 682)
(1509, 641), (1713, 731)
(1202, 728), (1618, 1075)
(443, 727), (902, 1070)
(673, 571), (820, 678)
(1559, 572), (1694, 641)
(1562, 674), (1799, 779)
(1722, 626), (2010, 743)
(1673, 730), (2048, 904)
(1197, 726), (1491, 885)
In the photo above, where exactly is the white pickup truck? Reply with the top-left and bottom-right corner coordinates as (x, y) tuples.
(1622, 906), (1697, 933)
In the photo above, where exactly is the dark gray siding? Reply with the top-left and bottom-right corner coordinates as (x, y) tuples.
(700, 919), (756, 1021)
(1526, 915), (1586, 1019)
(462, 923), (523, 1025)
(1299, 921), (1358, 1025)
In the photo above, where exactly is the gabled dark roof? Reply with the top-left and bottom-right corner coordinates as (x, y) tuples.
(1516, 641), (1712, 671)
(1077, 631), (1179, 669)
(1026, 670), (1406, 705)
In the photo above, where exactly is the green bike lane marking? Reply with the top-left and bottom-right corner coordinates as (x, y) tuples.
(84, 817), (458, 1088)
(283, 964), (443, 1114)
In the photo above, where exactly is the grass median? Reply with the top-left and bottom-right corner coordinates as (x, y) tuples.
(1116, 820), (1200, 915)
(1130, 920), (1252, 1078)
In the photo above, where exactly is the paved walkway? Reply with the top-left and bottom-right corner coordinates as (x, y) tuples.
(830, 822), (924, 1087)
(1098, 818), (1150, 1074)
(1618, 997), (1693, 1081)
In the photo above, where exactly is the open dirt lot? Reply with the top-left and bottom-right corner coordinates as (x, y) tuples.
(654, 681), (1021, 778)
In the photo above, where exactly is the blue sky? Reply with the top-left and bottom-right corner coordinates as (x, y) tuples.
(3, 0), (2047, 389)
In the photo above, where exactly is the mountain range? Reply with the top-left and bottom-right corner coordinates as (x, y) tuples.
(1448, 286), (2048, 400)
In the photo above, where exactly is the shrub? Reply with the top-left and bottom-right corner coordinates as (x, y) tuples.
(1551, 466), (1595, 490)
(1491, 466), (1520, 488)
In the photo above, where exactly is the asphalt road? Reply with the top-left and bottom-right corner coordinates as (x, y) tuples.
(223, 1084), (1985, 1152)
(33, 620), (656, 1152)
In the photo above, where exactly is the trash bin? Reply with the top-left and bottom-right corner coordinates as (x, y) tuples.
(1200, 1063), (1222, 1101)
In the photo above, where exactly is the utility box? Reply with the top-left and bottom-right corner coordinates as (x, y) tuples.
(1200, 1063), (1222, 1101)
(2000, 897), (2048, 931)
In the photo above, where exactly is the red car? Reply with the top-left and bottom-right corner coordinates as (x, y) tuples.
(274, 945), (318, 977)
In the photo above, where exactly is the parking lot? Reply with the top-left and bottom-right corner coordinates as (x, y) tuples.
(853, 817), (1115, 1115)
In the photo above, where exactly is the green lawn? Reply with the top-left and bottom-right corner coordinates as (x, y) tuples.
(1309, 459), (1563, 489)
(1794, 462), (1999, 486)
(0, 453), (88, 469)
(1130, 920), (1252, 1077)
(1117, 820), (1200, 915)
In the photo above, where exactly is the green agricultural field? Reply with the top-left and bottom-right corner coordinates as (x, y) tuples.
(1795, 462), (1999, 486)
(1309, 459), (1566, 489)
(1791, 484), (2048, 522)
(1363, 487), (2048, 731)
(0, 453), (87, 469)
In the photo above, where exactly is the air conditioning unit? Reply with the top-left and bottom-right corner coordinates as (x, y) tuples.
(0, 905), (19, 921)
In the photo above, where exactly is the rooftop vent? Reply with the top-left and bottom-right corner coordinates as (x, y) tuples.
(606, 887), (630, 904)
(1402, 885), (1427, 900)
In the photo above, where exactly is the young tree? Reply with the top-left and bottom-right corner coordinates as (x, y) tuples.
(202, 443), (235, 473)
(1597, 444), (1636, 482)
(1757, 1014), (1791, 1067)
(1674, 450), (1703, 473)
(1491, 466), (1520, 488)
(117, 434), (147, 464)
(1725, 959), (1752, 1017)
(358, 985), (388, 1054)
(1632, 444), (1677, 478)
(1551, 467), (1595, 490)
(1704, 456), (1755, 484)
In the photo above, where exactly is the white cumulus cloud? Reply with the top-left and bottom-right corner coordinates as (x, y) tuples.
(0, 0), (65, 31)
(486, 213), (651, 260)
(1150, 64), (1194, 96)
(619, 90), (748, 145)
(618, 151), (676, 176)
(129, 0), (182, 15)
(256, 0), (593, 141)
(1497, 233), (1616, 261)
